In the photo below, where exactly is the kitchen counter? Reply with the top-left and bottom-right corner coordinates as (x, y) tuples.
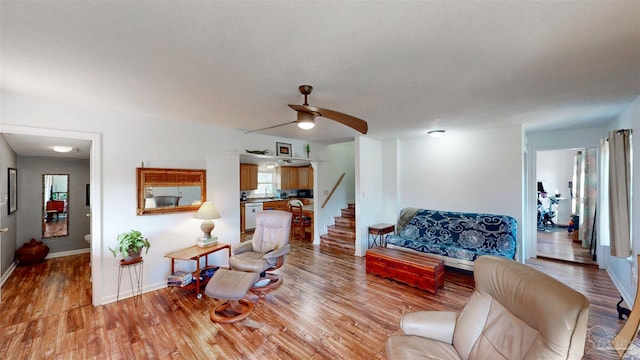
(241, 198), (313, 204)
(240, 198), (313, 234)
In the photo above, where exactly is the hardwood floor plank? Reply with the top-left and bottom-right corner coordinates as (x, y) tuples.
(0, 246), (635, 359)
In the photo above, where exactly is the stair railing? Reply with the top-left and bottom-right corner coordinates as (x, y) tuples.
(322, 173), (345, 209)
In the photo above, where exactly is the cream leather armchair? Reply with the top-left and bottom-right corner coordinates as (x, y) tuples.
(229, 210), (292, 291)
(386, 255), (590, 360)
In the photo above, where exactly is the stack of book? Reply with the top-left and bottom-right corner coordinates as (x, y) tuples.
(197, 236), (218, 247)
(167, 270), (193, 287)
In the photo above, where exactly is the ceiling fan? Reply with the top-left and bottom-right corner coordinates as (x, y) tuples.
(245, 85), (368, 135)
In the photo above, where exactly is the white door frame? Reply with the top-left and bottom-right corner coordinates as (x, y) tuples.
(0, 125), (102, 305)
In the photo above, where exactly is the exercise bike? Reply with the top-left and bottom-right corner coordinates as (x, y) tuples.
(537, 193), (558, 230)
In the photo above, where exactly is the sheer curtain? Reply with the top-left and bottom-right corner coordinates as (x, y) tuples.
(609, 129), (632, 258)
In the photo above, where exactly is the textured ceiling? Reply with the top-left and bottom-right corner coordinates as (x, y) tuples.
(1, 1), (639, 145)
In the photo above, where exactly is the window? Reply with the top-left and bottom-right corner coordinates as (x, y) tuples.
(257, 170), (275, 196)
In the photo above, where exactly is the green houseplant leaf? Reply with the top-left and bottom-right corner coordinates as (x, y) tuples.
(109, 230), (150, 258)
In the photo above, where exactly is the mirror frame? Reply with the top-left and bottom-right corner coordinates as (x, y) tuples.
(136, 168), (206, 215)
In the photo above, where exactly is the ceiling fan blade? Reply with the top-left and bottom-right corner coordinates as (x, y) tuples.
(244, 121), (296, 134)
(288, 104), (368, 134)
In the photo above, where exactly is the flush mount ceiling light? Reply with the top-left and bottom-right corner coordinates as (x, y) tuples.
(428, 130), (446, 138)
(52, 146), (74, 153)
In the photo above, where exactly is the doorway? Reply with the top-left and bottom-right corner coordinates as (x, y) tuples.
(536, 148), (597, 266)
(0, 125), (102, 305)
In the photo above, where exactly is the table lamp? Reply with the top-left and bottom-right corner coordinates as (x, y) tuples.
(194, 202), (221, 239)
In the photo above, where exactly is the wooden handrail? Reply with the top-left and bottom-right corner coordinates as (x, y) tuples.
(322, 173), (345, 209)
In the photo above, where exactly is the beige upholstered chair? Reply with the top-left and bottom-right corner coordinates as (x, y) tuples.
(386, 255), (590, 360)
(229, 210), (292, 292)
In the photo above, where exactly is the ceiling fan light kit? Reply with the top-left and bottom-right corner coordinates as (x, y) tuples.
(296, 112), (315, 130)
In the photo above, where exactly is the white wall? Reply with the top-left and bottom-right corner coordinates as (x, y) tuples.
(536, 149), (575, 198)
(355, 136), (384, 256)
(382, 139), (400, 223)
(0, 92), (334, 305)
(391, 126), (523, 259)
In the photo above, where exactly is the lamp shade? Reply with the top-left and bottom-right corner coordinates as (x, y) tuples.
(194, 202), (221, 220)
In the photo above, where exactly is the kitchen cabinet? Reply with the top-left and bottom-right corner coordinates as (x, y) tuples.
(240, 204), (246, 233)
(262, 200), (289, 211)
(240, 164), (258, 190)
(277, 167), (298, 189)
(277, 166), (313, 190)
(297, 166), (313, 190)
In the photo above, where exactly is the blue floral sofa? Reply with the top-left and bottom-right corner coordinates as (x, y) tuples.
(385, 208), (517, 271)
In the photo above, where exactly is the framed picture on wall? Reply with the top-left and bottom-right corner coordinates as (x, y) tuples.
(276, 142), (292, 157)
(8, 168), (17, 214)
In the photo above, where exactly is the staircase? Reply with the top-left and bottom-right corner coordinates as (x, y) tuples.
(320, 202), (356, 253)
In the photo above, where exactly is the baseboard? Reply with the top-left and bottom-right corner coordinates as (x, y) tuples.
(0, 261), (17, 288)
(607, 267), (634, 307)
(46, 247), (90, 259)
(101, 280), (167, 305)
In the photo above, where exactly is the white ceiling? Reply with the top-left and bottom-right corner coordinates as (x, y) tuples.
(2, 134), (91, 159)
(1, 1), (639, 146)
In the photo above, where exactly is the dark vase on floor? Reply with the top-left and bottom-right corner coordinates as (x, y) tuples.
(16, 238), (49, 265)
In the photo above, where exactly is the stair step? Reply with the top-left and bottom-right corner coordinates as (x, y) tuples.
(347, 202), (355, 210)
(341, 208), (355, 218)
(334, 216), (355, 229)
(327, 225), (355, 241)
(320, 234), (355, 253)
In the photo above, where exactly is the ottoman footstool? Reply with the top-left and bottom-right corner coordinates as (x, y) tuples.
(205, 268), (260, 323)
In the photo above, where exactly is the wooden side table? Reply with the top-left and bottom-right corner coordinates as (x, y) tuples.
(368, 223), (395, 248)
(117, 257), (144, 306)
(164, 243), (231, 299)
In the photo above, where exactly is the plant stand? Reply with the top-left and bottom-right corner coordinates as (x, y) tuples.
(117, 257), (144, 306)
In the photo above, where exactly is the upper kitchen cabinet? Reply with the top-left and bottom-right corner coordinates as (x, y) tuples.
(277, 166), (313, 190)
(240, 164), (258, 190)
(277, 167), (298, 189)
(297, 166), (313, 190)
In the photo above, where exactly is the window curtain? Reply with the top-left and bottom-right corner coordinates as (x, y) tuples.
(571, 150), (584, 242)
(580, 148), (597, 249)
(599, 137), (611, 246)
(609, 129), (632, 258)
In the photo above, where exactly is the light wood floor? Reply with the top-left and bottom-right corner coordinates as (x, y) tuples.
(537, 227), (598, 266)
(0, 241), (632, 359)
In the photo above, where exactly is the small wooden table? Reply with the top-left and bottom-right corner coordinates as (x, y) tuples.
(368, 223), (395, 248)
(165, 243), (231, 299)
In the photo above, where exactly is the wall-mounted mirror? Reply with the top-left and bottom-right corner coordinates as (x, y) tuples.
(137, 168), (206, 215)
(43, 174), (69, 238)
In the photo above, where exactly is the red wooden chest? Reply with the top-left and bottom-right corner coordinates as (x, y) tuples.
(366, 246), (445, 294)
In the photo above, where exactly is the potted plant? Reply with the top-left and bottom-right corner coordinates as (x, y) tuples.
(109, 230), (150, 261)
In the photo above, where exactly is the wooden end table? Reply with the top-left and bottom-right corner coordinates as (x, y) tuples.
(164, 243), (231, 299)
(368, 223), (395, 248)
